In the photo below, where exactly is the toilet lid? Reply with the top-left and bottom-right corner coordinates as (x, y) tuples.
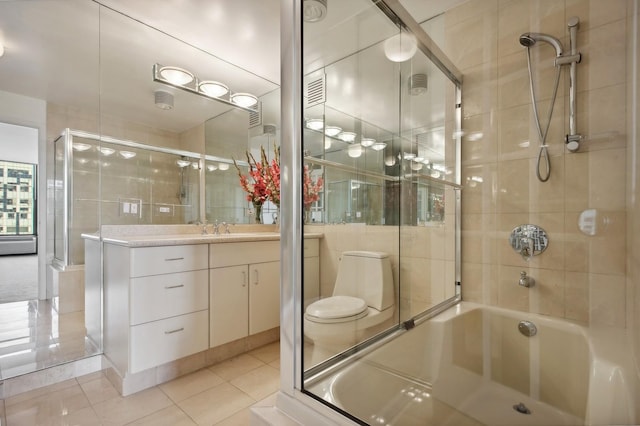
(306, 296), (367, 319)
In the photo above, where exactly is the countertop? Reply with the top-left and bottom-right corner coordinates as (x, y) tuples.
(83, 231), (323, 248)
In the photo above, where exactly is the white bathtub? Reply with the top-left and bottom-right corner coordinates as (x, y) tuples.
(306, 302), (636, 425)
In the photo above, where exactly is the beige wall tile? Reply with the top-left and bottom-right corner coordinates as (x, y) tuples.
(565, 271), (589, 322)
(445, 11), (498, 71)
(497, 158), (530, 213)
(576, 20), (627, 93)
(462, 213), (497, 264)
(497, 265), (530, 311)
(588, 210), (626, 275)
(589, 273), (626, 327)
(462, 163), (498, 214)
(566, 0), (628, 31)
(462, 113), (498, 165)
(462, 62), (498, 118)
(578, 84), (626, 152)
(528, 268), (565, 317)
(529, 155), (565, 212)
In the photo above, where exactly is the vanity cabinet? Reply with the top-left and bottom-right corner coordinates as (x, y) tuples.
(103, 243), (209, 375)
(209, 241), (280, 347)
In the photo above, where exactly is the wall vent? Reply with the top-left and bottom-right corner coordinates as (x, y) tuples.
(305, 73), (326, 107)
(249, 102), (262, 128)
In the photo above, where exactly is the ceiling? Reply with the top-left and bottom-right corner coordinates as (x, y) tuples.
(0, 0), (466, 136)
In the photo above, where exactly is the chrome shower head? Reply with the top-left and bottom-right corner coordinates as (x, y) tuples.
(519, 32), (564, 57)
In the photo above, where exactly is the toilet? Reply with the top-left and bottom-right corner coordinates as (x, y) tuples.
(304, 251), (395, 350)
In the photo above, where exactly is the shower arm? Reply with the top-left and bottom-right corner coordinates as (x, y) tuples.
(563, 17), (582, 152)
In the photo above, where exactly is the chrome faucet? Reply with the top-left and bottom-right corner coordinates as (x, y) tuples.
(197, 220), (208, 235)
(212, 220), (221, 235)
(519, 237), (535, 261)
(222, 221), (231, 234)
(519, 271), (535, 288)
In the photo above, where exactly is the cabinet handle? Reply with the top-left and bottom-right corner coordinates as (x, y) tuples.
(241, 270), (247, 287)
(164, 257), (184, 262)
(164, 327), (184, 334)
(254, 269), (259, 285)
(164, 284), (184, 289)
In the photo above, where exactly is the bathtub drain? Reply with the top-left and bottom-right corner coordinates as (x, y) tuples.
(513, 402), (531, 415)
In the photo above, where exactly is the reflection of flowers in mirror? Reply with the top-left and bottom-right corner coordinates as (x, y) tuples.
(303, 165), (323, 210)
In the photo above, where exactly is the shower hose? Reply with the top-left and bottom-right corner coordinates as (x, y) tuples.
(525, 47), (562, 182)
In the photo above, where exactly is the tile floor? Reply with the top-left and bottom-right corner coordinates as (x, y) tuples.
(0, 341), (281, 425)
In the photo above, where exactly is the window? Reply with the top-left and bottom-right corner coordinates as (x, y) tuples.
(8, 213), (14, 219)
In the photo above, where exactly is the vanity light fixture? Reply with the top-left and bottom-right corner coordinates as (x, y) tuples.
(119, 151), (137, 159)
(384, 155), (396, 166)
(324, 126), (342, 137)
(191, 162), (200, 169)
(360, 138), (376, 147)
(371, 142), (387, 151)
(218, 163), (230, 171)
(176, 159), (191, 168)
(324, 138), (332, 150)
(403, 152), (416, 160)
(153, 63), (259, 112)
(206, 164), (218, 172)
(338, 132), (357, 142)
(99, 147), (115, 156)
(306, 118), (324, 131)
(413, 156), (425, 162)
(411, 162), (423, 171)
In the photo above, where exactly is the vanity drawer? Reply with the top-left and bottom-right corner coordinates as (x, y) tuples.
(209, 240), (280, 267)
(130, 269), (208, 325)
(130, 244), (208, 277)
(129, 310), (208, 373)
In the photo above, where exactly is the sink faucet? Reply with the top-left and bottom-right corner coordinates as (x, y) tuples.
(222, 221), (231, 234)
(196, 220), (208, 235)
(212, 220), (221, 235)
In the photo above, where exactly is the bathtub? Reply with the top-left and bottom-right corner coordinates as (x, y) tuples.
(306, 302), (636, 425)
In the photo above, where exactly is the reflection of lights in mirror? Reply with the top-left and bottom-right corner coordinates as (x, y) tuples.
(191, 162), (199, 169)
(230, 93), (258, 108)
(384, 32), (417, 62)
(99, 147), (115, 156)
(119, 151), (136, 159)
(372, 141), (387, 151)
(218, 163), (230, 171)
(206, 164), (218, 172)
(403, 152), (416, 160)
(360, 138), (375, 147)
(384, 155), (396, 166)
(306, 118), (324, 131)
(176, 159), (191, 168)
(324, 138), (332, 150)
(303, 0), (327, 22)
(338, 132), (356, 142)
(102, 162), (111, 168)
(324, 126), (341, 136)
(198, 81), (228, 97)
(348, 144), (363, 158)
(72, 142), (91, 151)
(411, 162), (423, 171)
(76, 158), (88, 165)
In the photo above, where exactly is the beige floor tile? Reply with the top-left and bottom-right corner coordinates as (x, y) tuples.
(208, 354), (265, 381)
(5, 378), (79, 407)
(5, 385), (92, 425)
(248, 342), (280, 364)
(230, 365), (280, 401)
(127, 405), (197, 426)
(159, 368), (225, 402)
(253, 392), (278, 408)
(79, 373), (120, 405)
(268, 358), (280, 370)
(214, 407), (251, 425)
(92, 387), (173, 425)
(177, 382), (255, 425)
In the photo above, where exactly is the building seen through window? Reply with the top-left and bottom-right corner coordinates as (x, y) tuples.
(0, 160), (36, 236)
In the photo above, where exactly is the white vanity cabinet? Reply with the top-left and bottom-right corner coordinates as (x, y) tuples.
(103, 243), (209, 375)
(209, 240), (280, 347)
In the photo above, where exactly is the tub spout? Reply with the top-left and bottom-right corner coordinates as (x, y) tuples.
(519, 271), (535, 288)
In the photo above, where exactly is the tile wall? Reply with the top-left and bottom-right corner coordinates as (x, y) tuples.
(447, 0), (629, 326)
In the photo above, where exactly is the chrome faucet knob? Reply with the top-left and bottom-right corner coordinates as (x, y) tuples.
(222, 221), (231, 234)
(212, 220), (220, 235)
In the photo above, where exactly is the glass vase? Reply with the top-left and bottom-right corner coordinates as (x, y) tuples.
(254, 203), (263, 224)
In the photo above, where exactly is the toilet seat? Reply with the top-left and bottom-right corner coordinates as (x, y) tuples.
(305, 296), (368, 324)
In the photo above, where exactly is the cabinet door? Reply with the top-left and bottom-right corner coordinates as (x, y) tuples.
(249, 261), (280, 334)
(210, 265), (249, 347)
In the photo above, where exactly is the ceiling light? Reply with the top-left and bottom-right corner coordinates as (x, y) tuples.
(303, 0), (327, 22)
(371, 142), (387, 151)
(360, 138), (375, 147)
(207, 164), (218, 172)
(72, 143), (91, 152)
(338, 132), (356, 142)
(411, 162), (423, 171)
(348, 144), (363, 158)
(384, 32), (417, 62)
(119, 151), (136, 159)
(176, 159), (191, 168)
(413, 156), (425, 162)
(158, 66), (194, 85)
(306, 118), (324, 131)
(218, 163), (230, 171)
(231, 93), (258, 108)
(154, 90), (174, 110)
(99, 147), (115, 156)
(403, 152), (416, 160)
(325, 126), (341, 137)
(384, 155), (396, 166)
(199, 81), (229, 98)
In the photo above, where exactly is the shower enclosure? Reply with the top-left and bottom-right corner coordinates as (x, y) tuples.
(286, 0), (462, 421)
(52, 128), (201, 268)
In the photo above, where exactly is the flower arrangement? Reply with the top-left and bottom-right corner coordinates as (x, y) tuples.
(303, 164), (323, 211)
(233, 144), (280, 223)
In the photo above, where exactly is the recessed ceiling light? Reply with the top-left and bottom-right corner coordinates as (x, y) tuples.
(207, 164), (218, 172)
(325, 126), (342, 137)
(218, 163), (230, 171)
(371, 142), (387, 151)
(361, 138), (375, 147)
(176, 160), (191, 168)
(338, 132), (356, 142)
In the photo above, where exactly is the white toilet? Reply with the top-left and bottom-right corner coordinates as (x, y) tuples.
(304, 251), (395, 350)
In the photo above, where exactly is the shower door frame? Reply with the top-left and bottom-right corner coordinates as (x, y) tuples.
(278, 0), (463, 422)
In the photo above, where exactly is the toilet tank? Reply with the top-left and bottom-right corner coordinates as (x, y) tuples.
(333, 251), (394, 311)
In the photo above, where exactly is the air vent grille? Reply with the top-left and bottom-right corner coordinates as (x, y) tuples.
(305, 74), (326, 107)
(249, 102), (262, 128)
